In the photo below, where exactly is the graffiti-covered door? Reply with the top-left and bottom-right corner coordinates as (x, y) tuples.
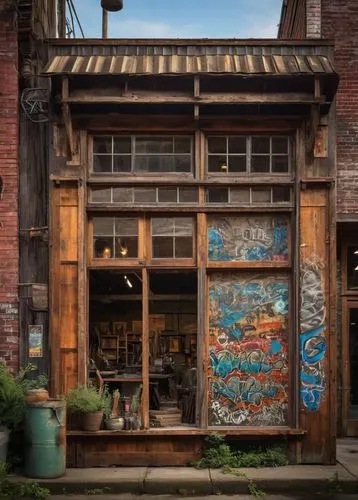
(208, 272), (290, 427)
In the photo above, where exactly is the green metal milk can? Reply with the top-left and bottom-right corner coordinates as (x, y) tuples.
(25, 399), (66, 478)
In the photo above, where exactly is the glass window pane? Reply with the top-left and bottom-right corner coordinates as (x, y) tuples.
(174, 155), (192, 173)
(93, 217), (113, 235)
(208, 137), (226, 154)
(94, 155), (112, 173)
(134, 187), (156, 203)
(208, 155), (227, 173)
(174, 218), (193, 236)
(158, 187), (178, 202)
(347, 247), (358, 290)
(228, 137), (246, 154)
(206, 188), (229, 203)
(135, 155), (174, 173)
(152, 218), (174, 236)
(272, 186), (291, 203)
(113, 155), (131, 173)
(252, 188), (271, 203)
(272, 156), (289, 173)
(94, 237), (113, 258)
(115, 236), (138, 258)
(112, 187), (133, 203)
(179, 187), (198, 203)
(91, 188), (111, 203)
(115, 218), (138, 236)
(272, 137), (288, 154)
(229, 155), (247, 173)
(252, 137), (270, 154)
(230, 188), (250, 203)
(251, 155), (270, 173)
(93, 137), (112, 154)
(135, 137), (173, 154)
(174, 137), (191, 154)
(153, 236), (174, 258)
(113, 137), (131, 154)
(175, 236), (193, 258)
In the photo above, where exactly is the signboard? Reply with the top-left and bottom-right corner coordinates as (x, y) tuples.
(29, 325), (44, 358)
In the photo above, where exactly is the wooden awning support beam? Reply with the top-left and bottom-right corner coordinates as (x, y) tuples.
(306, 77), (321, 160)
(61, 76), (77, 160)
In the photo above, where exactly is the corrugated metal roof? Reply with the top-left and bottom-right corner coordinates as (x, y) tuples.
(44, 54), (335, 76)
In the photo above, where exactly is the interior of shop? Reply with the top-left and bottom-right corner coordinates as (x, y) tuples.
(89, 269), (198, 428)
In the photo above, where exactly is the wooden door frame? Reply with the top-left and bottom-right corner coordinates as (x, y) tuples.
(342, 299), (358, 436)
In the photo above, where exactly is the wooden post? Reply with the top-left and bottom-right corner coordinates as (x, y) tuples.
(58, 0), (66, 38)
(142, 267), (149, 429)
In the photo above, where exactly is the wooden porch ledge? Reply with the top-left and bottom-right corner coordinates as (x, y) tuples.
(67, 427), (306, 437)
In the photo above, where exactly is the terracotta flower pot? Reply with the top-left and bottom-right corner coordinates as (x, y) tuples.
(82, 411), (103, 431)
(24, 388), (49, 404)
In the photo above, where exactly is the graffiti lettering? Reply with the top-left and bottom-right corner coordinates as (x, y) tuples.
(209, 273), (289, 427)
(300, 261), (326, 412)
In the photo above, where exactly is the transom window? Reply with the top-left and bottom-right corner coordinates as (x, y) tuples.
(206, 185), (292, 205)
(151, 217), (194, 259)
(93, 217), (138, 259)
(207, 135), (291, 174)
(93, 136), (193, 174)
(90, 186), (198, 204)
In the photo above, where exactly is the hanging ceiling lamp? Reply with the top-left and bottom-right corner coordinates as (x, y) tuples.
(101, 0), (123, 11)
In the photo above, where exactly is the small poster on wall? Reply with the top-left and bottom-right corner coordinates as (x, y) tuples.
(29, 325), (44, 358)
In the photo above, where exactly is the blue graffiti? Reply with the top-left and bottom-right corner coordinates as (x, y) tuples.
(270, 339), (283, 355)
(208, 218), (288, 262)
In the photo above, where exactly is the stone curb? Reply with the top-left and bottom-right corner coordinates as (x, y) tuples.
(10, 466), (358, 497)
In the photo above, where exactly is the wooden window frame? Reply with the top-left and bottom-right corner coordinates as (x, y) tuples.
(342, 238), (358, 296)
(205, 134), (293, 178)
(88, 215), (145, 267)
(89, 134), (195, 178)
(146, 215), (197, 267)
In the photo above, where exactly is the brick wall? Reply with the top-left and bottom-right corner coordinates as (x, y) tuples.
(306, 0), (321, 38)
(278, 0), (306, 39)
(321, 0), (358, 214)
(0, 1), (19, 370)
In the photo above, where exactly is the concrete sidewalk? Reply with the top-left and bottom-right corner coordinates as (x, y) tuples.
(11, 439), (358, 497)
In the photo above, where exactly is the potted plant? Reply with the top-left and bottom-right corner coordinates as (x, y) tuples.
(0, 365), (25, 462)
(16, 364), (49, 404)
(66, 385), (111, 431)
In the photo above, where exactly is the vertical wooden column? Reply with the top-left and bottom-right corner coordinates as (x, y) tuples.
(49, 179), (80, 396)
(299, 186), (335, 463)
(142, 267), (149, 429)
(197, 213), (208, 427)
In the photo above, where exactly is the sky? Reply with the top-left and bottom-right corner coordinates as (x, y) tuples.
(72, 0), (283, 39)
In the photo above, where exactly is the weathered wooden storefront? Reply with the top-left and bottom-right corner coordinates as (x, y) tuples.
(44, 39), (338, 466)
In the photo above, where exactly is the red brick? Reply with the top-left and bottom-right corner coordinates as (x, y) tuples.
(0, 0), (19, 369)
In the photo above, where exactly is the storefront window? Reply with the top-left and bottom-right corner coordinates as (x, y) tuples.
(151, 217), (194, 259)
(347, 246), (358, 290)
(207, 135), (291, 174)
(207, 215), (289, 262)
(93, 217), (138, 259)
(93, 136), (193, 174)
